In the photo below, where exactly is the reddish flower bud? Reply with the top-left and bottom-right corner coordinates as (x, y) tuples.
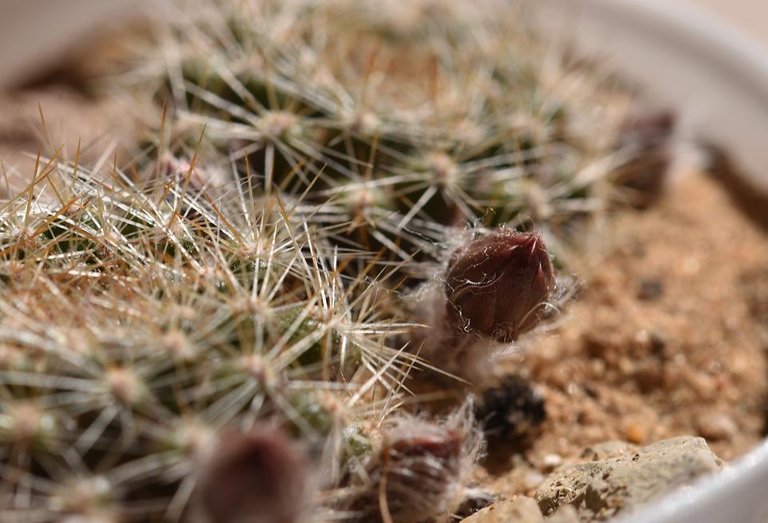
(195, 427), (308, 523)
(615, 108), (675, 208)
(381, 426), (464, 523)
(349, 414), (478, 523)
(445, 230), (555, 342)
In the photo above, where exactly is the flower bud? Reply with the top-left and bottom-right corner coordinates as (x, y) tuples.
(195, 427), (308, 523)
(445, 230), (555, 342)
(615, 108), (675, 208)
(349, 416), (474, 523)
(379, 427), (463, 523)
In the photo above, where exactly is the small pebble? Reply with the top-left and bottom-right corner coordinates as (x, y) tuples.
(523, 471), (545, 491)
(542, 453), (563, 472)
(637, 278), (664, 301)
(625, 422), (648, 444)
(547, 505), (580, 523)
(454, 489), (496, 519)
(696, 413), (737, 441)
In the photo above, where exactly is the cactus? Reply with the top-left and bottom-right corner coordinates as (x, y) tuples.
(124, 0), (644, 267)
(0, 0), (675, 520)
(0, 162), (415, 520)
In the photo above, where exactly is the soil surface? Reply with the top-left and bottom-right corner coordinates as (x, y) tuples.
(481, 171), (768, 498)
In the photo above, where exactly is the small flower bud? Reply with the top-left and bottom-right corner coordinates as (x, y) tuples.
(615, 108), (675, 207)
(379, 427), (463, 523)
(349, 415), (477, 523)
(195, 427), (308, 523)
(445, 230), (555, 342)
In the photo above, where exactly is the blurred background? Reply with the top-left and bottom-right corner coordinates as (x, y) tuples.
(0, 0), (765, 90)
(694, 0), (768, 46)
(1, 0), (767, 190)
